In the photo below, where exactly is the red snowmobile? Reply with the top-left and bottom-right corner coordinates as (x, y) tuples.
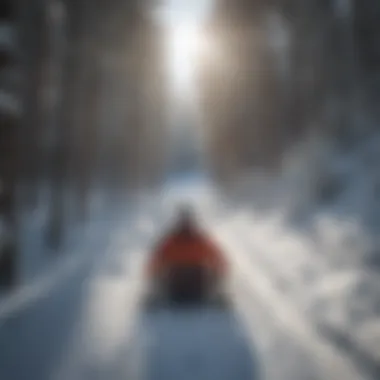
(143, 208), (230, 310)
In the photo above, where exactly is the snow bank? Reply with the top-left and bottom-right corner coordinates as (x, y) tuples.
(231, 127), (380, 366)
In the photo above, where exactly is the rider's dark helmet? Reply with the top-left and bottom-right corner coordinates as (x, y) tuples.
(175, 205), (197, 234)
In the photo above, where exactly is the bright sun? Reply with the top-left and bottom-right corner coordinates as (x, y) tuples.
(166, 22), (200, 94)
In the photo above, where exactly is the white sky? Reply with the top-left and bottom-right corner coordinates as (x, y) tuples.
(159, 0), (214, 26)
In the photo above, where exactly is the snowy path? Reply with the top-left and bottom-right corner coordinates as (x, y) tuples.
(0, 189), (377, 380)
(209, 215), (369, 380)
(209, 205), (379, 380)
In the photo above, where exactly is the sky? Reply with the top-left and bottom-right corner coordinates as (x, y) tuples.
(158, 0), (214, 26)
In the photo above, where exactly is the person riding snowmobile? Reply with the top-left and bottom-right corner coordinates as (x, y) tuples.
(144, 206), (229, 306)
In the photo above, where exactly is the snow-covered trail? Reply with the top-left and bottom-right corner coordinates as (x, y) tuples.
(0, 198), (164, 380)
(210, 203), (380, 380)
(209, 215), (370, 380)
(0, 186), (377, 380)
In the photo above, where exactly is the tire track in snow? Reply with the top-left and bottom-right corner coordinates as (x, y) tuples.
(231, 272), (323, 380)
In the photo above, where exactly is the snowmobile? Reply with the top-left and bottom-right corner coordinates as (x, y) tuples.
(142, 208), (231, 311)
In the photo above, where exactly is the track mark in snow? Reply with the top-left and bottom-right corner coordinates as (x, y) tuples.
(224, 212), (380, 380)
(208, 219), (368, 380)
(135, 308), (259, 380)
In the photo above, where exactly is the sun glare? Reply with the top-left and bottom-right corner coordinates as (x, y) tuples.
(167, 22), (200, 93)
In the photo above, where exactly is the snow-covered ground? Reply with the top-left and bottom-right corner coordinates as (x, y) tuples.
(0, 179), (378, 380)
(222, 130), (380, 377)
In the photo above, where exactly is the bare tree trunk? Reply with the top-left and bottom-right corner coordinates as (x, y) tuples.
(0, 116), (19, 289)
(0, 1), (21, 289)
(19, 0), (48, 210)
(72, 1), (100, 223)
(45, 0), (71, 249)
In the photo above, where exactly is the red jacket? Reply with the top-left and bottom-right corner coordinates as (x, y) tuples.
(146, 227), (228, 278)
